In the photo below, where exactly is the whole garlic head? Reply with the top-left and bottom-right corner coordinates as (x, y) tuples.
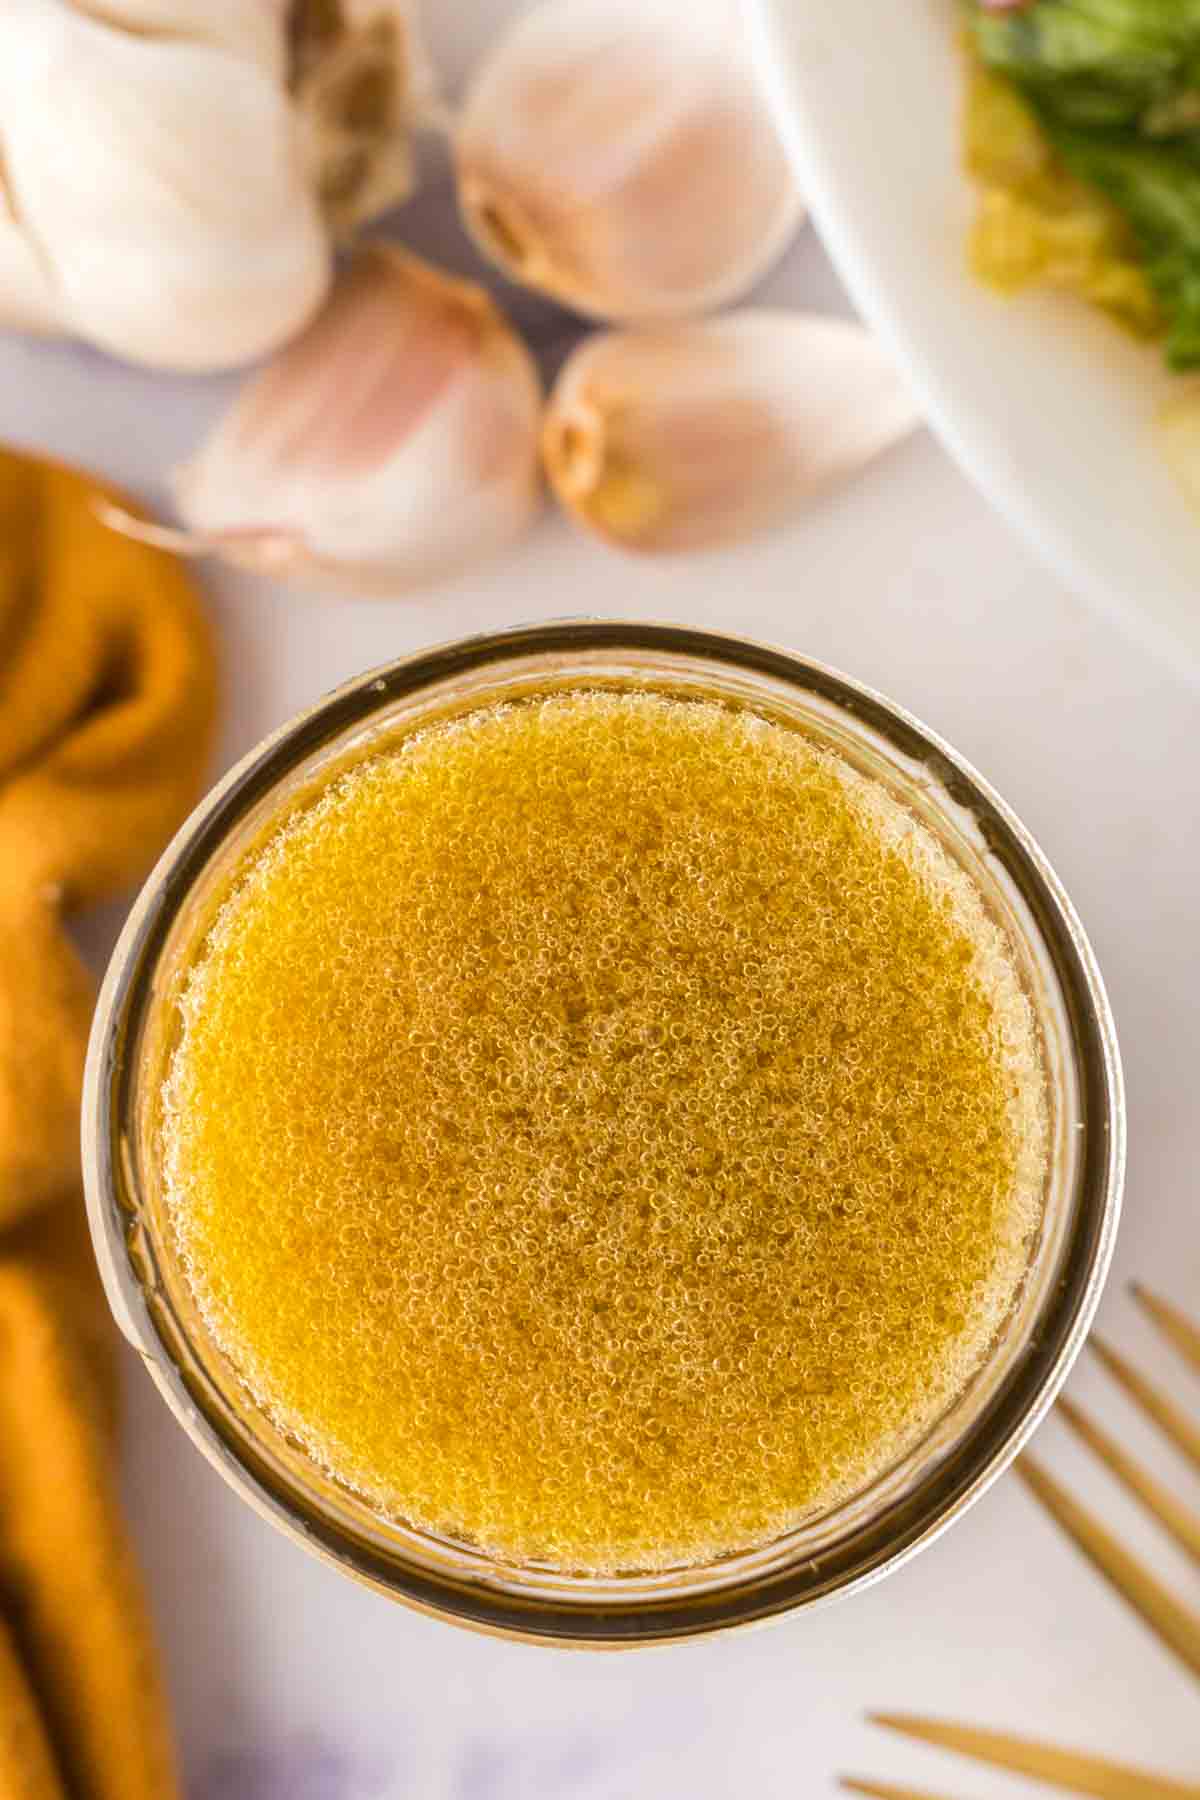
(0, 0), (435, 371)
(157, 245), (543, 593)
(0, 0), (329, 370)
(455, 0), (803, 321)
(543, 314), (919, 553)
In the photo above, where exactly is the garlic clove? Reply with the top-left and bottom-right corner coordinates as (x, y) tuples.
(454, 0), (803, 322)
(0, 0), (329, 371)
(291, 0), (438, 237)
(542, 313), (919, 553)
(165, 245), (542, 593)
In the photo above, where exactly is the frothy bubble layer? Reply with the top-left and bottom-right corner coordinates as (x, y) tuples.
(163, 691), (1047, 1573)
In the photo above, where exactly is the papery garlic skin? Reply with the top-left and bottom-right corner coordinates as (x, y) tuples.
(172, 246), (543, 593)
(455, 0), (803, 322)
(292, 0), (438, 236)
(543, 314), (919, 553)
(0, 0), (329, 371)
(70, 1), (289, 79)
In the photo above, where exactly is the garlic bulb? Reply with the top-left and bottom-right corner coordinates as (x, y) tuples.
(66, 0), (436, 237)
(542, 314), (919, 553)
(102, 247), (543, 593)
(0, 0), (328, 370)
(0, 0), (434, 371)
(454, 0), (803, 322)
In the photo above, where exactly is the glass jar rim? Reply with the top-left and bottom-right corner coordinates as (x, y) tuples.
(82, 620), (1124, 1645)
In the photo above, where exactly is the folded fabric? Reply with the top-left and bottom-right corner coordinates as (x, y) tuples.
(0, 448), (217, 1799)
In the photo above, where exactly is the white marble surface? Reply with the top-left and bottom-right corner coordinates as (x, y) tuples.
(4, 13), (1200, 1795)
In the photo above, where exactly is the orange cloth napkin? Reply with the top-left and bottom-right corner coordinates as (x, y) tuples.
(0, 447), (217, 1798)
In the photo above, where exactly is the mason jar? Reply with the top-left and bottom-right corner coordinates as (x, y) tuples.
(83, 620), (1124, 1645)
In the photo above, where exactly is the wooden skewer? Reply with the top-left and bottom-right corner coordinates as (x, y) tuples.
(868, 1713), (1200, 1799)
(859, 1289), (1200, 1800)
(1089, 1336), (1200, 1477)
(840, 1780), (958, 1800)
(1017, 1454), (1200, 1682)
(1130, 1286), (1200, 1379)
(1056, 1394), (1200, 1566)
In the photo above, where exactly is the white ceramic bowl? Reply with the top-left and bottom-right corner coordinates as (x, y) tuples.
(750, 0), (1200, 685)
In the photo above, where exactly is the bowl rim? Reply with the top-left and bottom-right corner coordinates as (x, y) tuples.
(746, 0), (1200, 689)
(83, 620), (1125, 1645)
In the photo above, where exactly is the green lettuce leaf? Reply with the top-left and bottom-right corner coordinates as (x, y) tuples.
(968, 2), (1200, 363)
(969, 0), (1200, 128)
(1048, 125), (1200, 361)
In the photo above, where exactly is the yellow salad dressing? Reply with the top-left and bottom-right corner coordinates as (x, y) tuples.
(163, 690), (1047, 1573)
